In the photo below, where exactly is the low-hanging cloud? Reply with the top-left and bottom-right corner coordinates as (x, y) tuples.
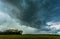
(0, 0), (60, 34)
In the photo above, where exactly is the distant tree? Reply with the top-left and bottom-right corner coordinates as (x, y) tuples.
(0, 29), (23, 35)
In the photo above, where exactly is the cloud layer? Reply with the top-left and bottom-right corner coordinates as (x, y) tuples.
(0, 0), (60, 34)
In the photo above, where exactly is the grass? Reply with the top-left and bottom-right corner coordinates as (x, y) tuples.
(0, 34), (60, 39)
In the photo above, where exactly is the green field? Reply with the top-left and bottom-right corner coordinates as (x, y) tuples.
(0, 34), (60, 39)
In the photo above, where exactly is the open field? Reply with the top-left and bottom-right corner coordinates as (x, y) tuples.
(0, 34), (60, 39)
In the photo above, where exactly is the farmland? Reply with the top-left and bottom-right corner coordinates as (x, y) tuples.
(0, 34), (60, 39)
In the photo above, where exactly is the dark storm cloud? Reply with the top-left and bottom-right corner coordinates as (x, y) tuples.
(1, 0), (60, 34)
(3, 0), (60, 29)
(4, 0), (51, 28)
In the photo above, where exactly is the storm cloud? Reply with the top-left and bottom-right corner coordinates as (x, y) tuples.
(0, 0), (60, 34)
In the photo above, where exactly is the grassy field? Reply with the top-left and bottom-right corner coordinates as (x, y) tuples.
(0, 34), (60, 39)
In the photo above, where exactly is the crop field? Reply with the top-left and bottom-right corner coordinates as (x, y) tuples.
(0, 34), (60, 39)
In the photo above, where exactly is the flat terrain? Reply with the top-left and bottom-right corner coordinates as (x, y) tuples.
(0, 34), (60, 39)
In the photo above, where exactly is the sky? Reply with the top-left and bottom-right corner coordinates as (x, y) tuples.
(0, 0), (60, 34)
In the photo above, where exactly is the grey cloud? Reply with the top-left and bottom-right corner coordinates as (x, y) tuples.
(0, 0), (60, 34)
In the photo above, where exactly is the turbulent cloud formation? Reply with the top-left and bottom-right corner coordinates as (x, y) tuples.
(0, 0), (60, 34)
